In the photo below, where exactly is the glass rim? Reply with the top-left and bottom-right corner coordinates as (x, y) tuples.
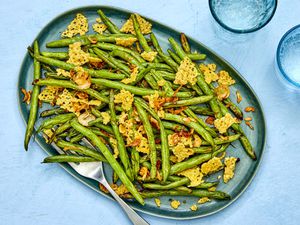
(208, 0), (278, 34)
(276, 24), (300, 89)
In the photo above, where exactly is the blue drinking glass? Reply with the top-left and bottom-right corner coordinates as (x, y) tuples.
(209, 0), (277, 34)
(276, 25), (300, 92)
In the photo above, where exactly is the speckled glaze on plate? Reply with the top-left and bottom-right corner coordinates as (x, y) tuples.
(18, 6), (266, 220)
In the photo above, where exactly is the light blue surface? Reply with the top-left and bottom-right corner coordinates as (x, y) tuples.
(1, 0), (300, 224)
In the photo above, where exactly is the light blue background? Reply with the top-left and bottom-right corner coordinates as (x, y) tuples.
(1, 0), (300, 224)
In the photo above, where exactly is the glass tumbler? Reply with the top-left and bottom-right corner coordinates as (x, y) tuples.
(276, 25), (300, 92)
(209, 0), (277, 34)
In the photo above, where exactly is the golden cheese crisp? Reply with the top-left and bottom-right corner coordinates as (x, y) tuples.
(172, 143), (194, 162)
(168, 133), (194, 148)
(111, 184), (129, 195)
(115, 37), (137, 47)
(201, 157), (223, 175)
(55, 89), (99, 116)
(120, 14), (152, 34)
(178, 167), (204, 187)
(109, 137), (119, 159)
(214, 113), (238, 134)
(154, 198), (161, 207)
(141, 51), (157, 62)
(121, 67), (138, 84)
(174, 57), (198, 85)
(199, 63), (218, 84)
(218, 70), (235, 86)
(114, 89), (134, 111)
(38, 86), (61, 103)
(67, 42), (89, 66)
(61, 13), (88, 38)
(198, 197), (211, 204)
(223, 157), (237, 183)
(190, 205), (198, 211)
(92, 23), (107, 34)
(170, 200), (180, 209)
(100, 112), (111, 125)
(56, 68), (71, 77)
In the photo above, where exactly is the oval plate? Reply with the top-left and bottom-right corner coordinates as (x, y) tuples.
(18, 6), (266, 220)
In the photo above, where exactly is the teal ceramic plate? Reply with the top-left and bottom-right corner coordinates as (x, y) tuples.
(18, 6), (266, 220)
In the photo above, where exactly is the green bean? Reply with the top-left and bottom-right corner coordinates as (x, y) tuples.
(93, 48), (130, 75)
(44, 72), (69, 80)
(40, 108), (66, 117)
(189, 105), (214, 116)
(41, 51), (68, 60)
(46, 34), (135, 47)
(37, 113), (75, 132)
(132, 14), (152, 52)
(161, 121), (187, 132)
(194, 181), (219, 189)
(188, 53), (206, 61)
(170, 153), (211, 175)
(93, 42), (145, 63)
(90, 107), (102, 118)
(93, 123), (114, 134)
(144, 73), (159, 90)
(70, 119), (144, 205)
(92, 78), (163, 96)
(174, 186), (193, 193)
(124, 189), (230, 200)
(156, 71), (176, 81)
(33, 79), (109, 103)
(168, 37), (222, 118)
(110, 49), (143, 68)
(163, 96), (213, 108)
(109, 91), (133, 180)
(180, 33), (191, 53)
(167, 49), (181, 64)
(131, 148), (140, 179)
(142, 161), (151, 170)
(143, 177), (190, 190)
(33, 54), (126, 80)
(134, 97), (170, 182)
(90, 127), (111, 139)
(56, 140), (107, 162)
(184, 108), (217, 137)
(212, 144), (230, 157)
(67, 128), (79, 139)
(135, 101), (157, 179)
(41, 63), (56, 72)
(70, 133), (84, 143)
(163, 113), (215, 147)
(151, 33), (178, 71)
(24, 41), (41, 150)
(43, 155), (98, 163)
(49, 121), (72, 142)
(97, 9), (120, 34)
(240, 136), (256, 160)
(201, 134), (241, 146)
(223, 98), (243, 119)
(88, 118), (103, 126)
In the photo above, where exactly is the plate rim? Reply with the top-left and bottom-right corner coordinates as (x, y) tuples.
(18, 5), (267, 220)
